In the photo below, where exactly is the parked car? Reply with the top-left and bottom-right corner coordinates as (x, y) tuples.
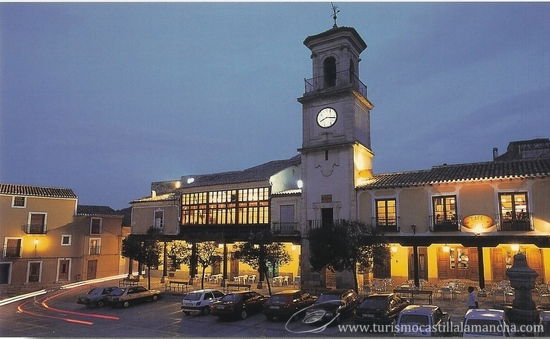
(463, 309), (511, 337)
(302, 289), (360, 325)
(354, 293), (409, 324)
(77, 286), (117, 308)
(181, 289), (225, 315)
(540, 311), (550, 337)
(105, 286), (161, 308)
(395, 305), (450, 336)
(263, 289), (317, 320)
(211, 291), (267, 320)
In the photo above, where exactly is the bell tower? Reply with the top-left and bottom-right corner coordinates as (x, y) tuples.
(298, 26), (374, 289)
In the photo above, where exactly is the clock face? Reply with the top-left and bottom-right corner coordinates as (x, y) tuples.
(316, 107), (338, 128)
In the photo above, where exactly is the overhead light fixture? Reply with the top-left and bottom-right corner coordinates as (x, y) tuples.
(442, 245), (450, 253)
(511, 244), (520, 252)
(391, 245), (398, 253)
(187, 177), (195, 184)
(297, 180), (303, 189)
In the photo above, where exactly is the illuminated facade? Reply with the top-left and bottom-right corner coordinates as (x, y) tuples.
(0, 184), (129, 297)
(130, 25), (550, 290)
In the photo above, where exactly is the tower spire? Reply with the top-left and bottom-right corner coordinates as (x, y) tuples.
(331, 2), (340, 28)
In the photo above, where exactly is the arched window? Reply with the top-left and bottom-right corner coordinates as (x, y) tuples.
(323, 57), (336, 88)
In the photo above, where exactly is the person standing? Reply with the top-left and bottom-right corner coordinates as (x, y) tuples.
(467, 286), (479, 309)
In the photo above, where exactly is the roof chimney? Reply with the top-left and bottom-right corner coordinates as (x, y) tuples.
(493, 147), (499, 160)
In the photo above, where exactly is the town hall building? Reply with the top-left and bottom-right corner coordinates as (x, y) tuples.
(130, 25), (550, 290)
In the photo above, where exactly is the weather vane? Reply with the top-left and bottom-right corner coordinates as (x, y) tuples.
(331, 2), (340, 28)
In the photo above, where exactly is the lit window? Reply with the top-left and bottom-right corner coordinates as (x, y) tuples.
(432, 196), (457, 224)
(375, 199), (397, 227)
(89, 238), (101, 255)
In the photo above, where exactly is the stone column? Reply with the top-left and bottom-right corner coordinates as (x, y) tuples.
(506, 252), (539, 326)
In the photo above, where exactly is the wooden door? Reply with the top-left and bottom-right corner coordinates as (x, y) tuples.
(526, 248), (544, 282)
(491, 248), (506, 282)
(437, 248), (450, 279)
(87, 260), (97, 280)
(58, 259), (70, 281)
(230, 254), (239, 279)
(468, 248), (479, 281)
(408, 248), (428, 280)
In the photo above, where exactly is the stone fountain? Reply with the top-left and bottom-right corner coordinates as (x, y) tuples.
(506, 252), (539, 326)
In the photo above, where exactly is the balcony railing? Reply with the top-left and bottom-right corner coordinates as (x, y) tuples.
(89, 246), (101, 255)
(497, 212), (533, 231)
(271, 222), (300, 235)
(371, 217), (400, 233)
(2, 246), (21, 259)
(304, 70), (368, 98)
(22, 224), (47, 234)
(429, 215), (460, 232)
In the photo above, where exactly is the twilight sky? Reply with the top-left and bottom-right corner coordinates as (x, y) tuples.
(1, 3), (549, 209)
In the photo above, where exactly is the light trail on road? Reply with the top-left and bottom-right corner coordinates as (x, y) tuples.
(17, 299), (94, 326)
(40, 288), (120, 320)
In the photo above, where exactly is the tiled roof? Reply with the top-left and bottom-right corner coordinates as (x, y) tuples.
(272, 189), (302, 197)
(357, 158), (550, 190)
(131, 192), (178, 204)
(77, 205), (121, 216)
(181, 155), (301, 188)
(0, 183), (77, 199)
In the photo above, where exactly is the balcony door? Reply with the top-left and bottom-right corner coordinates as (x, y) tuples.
(87, 260), (97, 280)
(29, 213), (46, 234)
(321, 208), (333, 227)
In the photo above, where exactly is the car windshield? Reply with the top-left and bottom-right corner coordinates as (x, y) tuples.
(269, 295), (292, 303)
(183, 293), (202, 301)
(315, 294), (341, 304)
(87, 288), (102, 295)
(221, 294), (240, 302)
(399, 314), (430, 326)
(465, 319), (503, 336)
(360, 297), (388, 309)
(110, 288), (126, 296)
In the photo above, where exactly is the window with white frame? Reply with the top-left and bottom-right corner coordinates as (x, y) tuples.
(154, 210), (164, 228)
(90, 218), (102, 235)
(89, 238), (101, 255)
(3, 238), (22, 258)
(0, 262), (12, 284)
(12, 196), (26, 208)
(27, 261), (42, 283)
(27, 213), (47, 234)
(61, 235), (72, 246)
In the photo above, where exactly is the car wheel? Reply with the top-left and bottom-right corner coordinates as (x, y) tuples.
(183, 311), (190, 316)
(202, 306), (210, 315)
(123, 301), (130, 308)
(240, 309), (248, 320)
(97, 300), (105, 308)
(152, 295), (158, 301)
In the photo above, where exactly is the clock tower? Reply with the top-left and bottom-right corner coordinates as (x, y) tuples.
(298, 26), (374, 289)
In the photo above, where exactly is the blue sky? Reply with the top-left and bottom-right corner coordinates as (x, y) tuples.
(1, 3), (549, 209)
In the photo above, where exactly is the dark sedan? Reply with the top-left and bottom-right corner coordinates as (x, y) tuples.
(77, 286), (117, 308)
(211, 291), (267, 320)
(354, 293), (409, 324)
(302, 289), (360, 325)
(263, 289), (317, 320)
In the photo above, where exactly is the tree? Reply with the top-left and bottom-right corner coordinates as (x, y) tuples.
(195, 242), (222, 289)
(234, 235), (290, 296)
(308, 220), (387, 292)
(121, 227), (162, 290)
(167, 240), (191, 271)
(122, 235), (143, 278)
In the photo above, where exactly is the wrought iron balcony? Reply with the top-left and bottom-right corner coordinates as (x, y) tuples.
(372, 217), (400, 233)
(89, 246), (101, 255)
(271, 222), (300, 235)
(304, 70), (368, 98)
(2, 246), (21, 259)
(497, 212), (533, 231)
(22, 224), (47, 234)
(429, 215), (460, 232)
